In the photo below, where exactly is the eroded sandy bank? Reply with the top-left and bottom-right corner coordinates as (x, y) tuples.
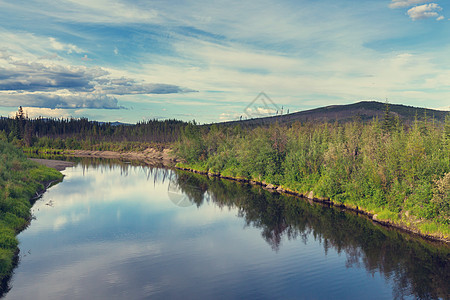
(63, 148), (179, 166)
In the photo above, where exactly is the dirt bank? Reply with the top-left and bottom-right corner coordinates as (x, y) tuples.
(63, 148), (179, 166)
(29, 158), (75, 171)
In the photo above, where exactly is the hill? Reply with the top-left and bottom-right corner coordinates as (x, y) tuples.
(215, 101), (449, 127)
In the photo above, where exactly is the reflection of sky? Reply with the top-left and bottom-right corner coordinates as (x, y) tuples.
(6, 164), (395, 299)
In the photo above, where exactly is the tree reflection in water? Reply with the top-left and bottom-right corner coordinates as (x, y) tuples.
(172, 170), (449, 300)
(21, 157), (449, 299)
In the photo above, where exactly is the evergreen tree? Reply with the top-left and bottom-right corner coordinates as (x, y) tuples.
(382, 101), (394, 133)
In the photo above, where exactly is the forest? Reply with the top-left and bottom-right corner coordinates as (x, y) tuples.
(175, 112), (450, 239)
(0, 107), (186, 151)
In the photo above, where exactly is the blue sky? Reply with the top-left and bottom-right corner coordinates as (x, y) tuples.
(0, 0), (449, 123)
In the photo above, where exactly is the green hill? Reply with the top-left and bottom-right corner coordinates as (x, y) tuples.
(216, 101), (449, 127)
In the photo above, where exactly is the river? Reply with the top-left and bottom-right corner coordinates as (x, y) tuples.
(2, 159), (449, 299)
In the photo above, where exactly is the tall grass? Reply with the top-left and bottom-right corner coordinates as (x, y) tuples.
(0, 140), (63, 281)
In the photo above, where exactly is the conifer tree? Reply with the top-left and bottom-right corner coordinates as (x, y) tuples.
(382, 101), (394, 133)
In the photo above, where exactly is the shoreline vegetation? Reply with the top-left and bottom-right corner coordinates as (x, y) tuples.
(175, 165), (450, 244)
(10, 116), (450, 243)
(0, 141), (64, 291)
(28, 146), (448, 243)
(0, 102), (448, 248)
(174, 115), (450, 243)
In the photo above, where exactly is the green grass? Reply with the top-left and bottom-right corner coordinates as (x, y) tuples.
(418, 222), (450, 239)
(375, 209), (400, 222)
(0, 140), (63, 281)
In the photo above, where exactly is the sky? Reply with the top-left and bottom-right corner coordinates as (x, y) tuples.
(0, 0), (449, 124)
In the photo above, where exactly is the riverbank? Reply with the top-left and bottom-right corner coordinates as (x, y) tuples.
(28, 148), (179, 167)
(46, 146), (449, 243)
(27, 148), (450, 243)
(174, 119), (450, 244)
(22, 146), (450, 243)
(176, 165), (450, 244)
(29, 158), (75, 171)
(0, 141), (63, 295)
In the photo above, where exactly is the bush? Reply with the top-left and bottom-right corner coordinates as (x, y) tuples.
(176, 118), (450, 238)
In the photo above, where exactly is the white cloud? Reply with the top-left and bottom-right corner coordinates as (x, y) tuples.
(407, 3), (442, 20)
(49, 37), (83, 54)
(219, 112), (241, 121)
(389, 0), (431, 9)
(436, 15), (444, 21)
(81, 54), (92, 61)
(244, 107), (277, 118)
(0, 55), (106, 92)
(0, 50), (197, 109)
(0, 92), (121, 109)
(8, 107), (72, 119)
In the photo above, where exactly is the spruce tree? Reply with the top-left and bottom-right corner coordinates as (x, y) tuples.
(382, 101), (394, 133)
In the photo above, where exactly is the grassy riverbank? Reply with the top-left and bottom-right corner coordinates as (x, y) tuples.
(175, 117), (450, 241)
(0, 141), (63, 282)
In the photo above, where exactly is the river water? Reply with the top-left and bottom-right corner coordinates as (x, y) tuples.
(2, 159), (449, 299)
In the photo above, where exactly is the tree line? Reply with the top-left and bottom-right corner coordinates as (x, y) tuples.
(175, 111), (450, 238)
(0, 107), (187, 150)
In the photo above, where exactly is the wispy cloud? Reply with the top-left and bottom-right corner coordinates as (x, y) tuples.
(1, 0), (161, 25)
(407, 3), (443, 20)
(389, 0), (432, 9)
(48, 37), (83, 54)
(99, 78), (197, 95)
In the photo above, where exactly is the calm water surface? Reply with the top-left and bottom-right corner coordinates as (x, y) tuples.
(2, 159), (449, 299)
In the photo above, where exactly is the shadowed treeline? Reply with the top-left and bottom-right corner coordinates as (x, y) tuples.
(0, 110), (186, 150)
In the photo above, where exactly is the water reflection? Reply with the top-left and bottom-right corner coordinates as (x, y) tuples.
(3, 159), (449, 299)
(171, 170), (450, 300)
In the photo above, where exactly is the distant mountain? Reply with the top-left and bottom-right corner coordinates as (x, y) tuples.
(215, 101), (449, 127)
(97, 121), (132, 126)
(110, 121), (132, 126)
(0, 116), (132, 126)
